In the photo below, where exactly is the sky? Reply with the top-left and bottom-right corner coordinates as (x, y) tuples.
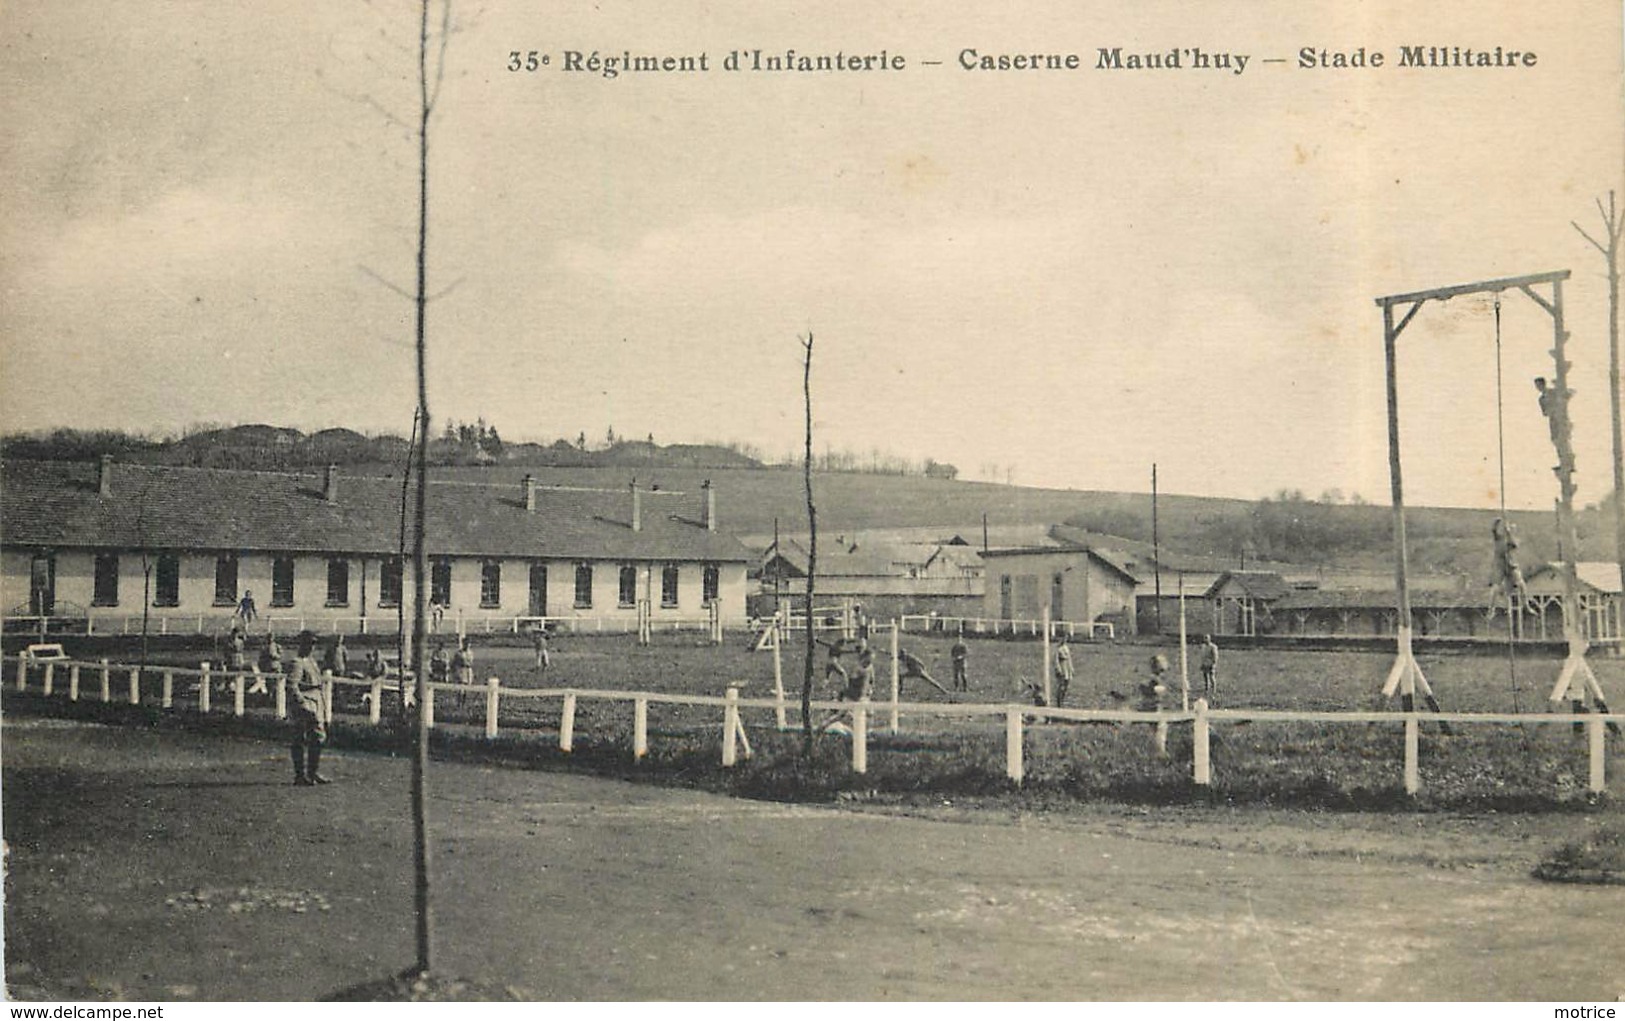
(1, 1), (1622, 511)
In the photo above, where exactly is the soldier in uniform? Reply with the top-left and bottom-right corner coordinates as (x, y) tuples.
(950, 629), (970, 692)
(1052, 634), (1074, 707)
(287, 630), (331, 785)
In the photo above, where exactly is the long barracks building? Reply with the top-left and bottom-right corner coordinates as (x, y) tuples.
(0, 458), (752, 631)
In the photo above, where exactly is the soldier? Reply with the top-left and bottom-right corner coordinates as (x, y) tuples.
(325, 633), (349, 678)
(287, 631), (331, 785)
(1535, 377), (1575, 470)
(1052, 634), (1074, 707)
(531, 624), (552, 672)
(227, 624), (247, 672)
(1138, 654), (1171, 713)
(897, 646), (951, 699)
(1199, 635), (1220, 703)
(950, 630), (970, 692)
(1489, 517), (1527, 617)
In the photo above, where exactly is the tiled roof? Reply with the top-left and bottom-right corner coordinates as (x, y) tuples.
(1203, 571), (1292, 601)
(1, 460), (751, 562)
(1273, 588), (1470, 611)
(1525, 561), (1624, 595)
(978, 545), (1142, 584)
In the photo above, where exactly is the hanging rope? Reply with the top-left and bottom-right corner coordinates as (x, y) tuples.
(1492, 292), (1523, 713)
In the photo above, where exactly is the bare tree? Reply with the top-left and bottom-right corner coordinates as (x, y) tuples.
(800, 332), (818, 753)
(1573, 191), (1624, 597)
(404, 0), (455, 978)
(340, 0), (459, 979)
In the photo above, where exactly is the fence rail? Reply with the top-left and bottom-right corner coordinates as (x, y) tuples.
(4, 652), (1616, 797)
(897, 614), (1115, 640)
(2, 611), (752, 638)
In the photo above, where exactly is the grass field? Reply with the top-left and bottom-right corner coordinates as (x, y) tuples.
(21, 630), (1625, 810)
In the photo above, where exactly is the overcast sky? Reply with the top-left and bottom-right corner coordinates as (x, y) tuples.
(2, 1), (1622, 510)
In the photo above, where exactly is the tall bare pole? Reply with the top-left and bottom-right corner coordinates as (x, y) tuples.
(1572, 191), (1624, 600)
(1151, 463), (1162, 634)
(800, 332), (818, 752)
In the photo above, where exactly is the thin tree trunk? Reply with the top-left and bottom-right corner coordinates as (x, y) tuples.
(409, 0), (435, 977)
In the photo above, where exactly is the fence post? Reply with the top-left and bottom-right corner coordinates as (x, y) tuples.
(321, 671), (335, 725)
(853, 704), (869, 774)
(128, 667), (141, 705)
(162, 671), (174, 709)
(1006, 709), (1024, 783)
(15, 652), (26, 692)
(559, 692), (575, 752)
(199, 665), (211, 713)
(485, 677), (501, 739)
(1154, 720), (1169, 759)
(1193, 699), (1211, 786)
(273, 673), (284, 720)
(1404, 715), (1420, 795)
(889, 622), (901, 734)
(722, 687), (740, 767)
(425, 683), (435, 729)
(369, 679), (383, 726)
(634, 697), (648, 761)
(99, 659), (111, 703)
(68, 664), (81, 702)
(233, 673), (246, 717)
(1588, 715), (1606, 794)
(42, 662), (55, 696)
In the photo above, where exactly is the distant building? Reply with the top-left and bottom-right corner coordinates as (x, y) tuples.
(756, 536), (982, 619)
(979, 546), (1141, 633)
(1523, 562), (1623, 641)
(1, 459), (751, 630)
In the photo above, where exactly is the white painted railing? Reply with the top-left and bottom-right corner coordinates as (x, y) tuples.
(4, 611), (753, 638)
(4, 652), (1616, 796)
(898, 614), (1115, 640)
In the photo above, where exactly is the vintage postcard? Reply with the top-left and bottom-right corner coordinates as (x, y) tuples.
(2, 0), (1623, 1007)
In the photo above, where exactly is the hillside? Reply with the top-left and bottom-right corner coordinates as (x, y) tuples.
(404, 464), (1608, 579)
(5, 425), (1618, 578)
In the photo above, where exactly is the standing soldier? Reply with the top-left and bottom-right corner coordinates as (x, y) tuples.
(236, 589), (258, 626)
(325, 634), (350, 678)
(950, 629), (970, 692)
(1052, 634), (1074, 707)
(531, 624), (551, 673)
(1199, 635), (1220, 704)
(287, 631), (331, 785)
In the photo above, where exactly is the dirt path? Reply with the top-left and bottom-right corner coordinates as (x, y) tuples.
(4, 716), (1622, 1001)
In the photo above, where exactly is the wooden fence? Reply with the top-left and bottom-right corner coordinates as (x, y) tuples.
(898, 614), (1116, 640)
(5, 652), (1617, 797)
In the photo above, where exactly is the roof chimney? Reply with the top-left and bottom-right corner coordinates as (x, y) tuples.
(523, 474), (537, 513)
(98, 454), (113, 497)
(702, 479), (716, 532)
(630, 479), (642, 532)
(323, 463), (339, 504)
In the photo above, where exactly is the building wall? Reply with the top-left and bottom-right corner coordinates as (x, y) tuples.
(980, 550), (1137, 631)
(1, 548), (749, 626)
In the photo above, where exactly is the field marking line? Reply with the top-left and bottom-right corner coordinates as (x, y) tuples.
(1245, 881), (1300, 1001)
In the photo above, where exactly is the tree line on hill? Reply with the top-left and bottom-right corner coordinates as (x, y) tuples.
(0, 424), (958, 479)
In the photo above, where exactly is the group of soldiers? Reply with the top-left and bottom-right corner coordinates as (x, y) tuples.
(812, 626), (1223, 725)
(1029, 634), (1221, 711)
